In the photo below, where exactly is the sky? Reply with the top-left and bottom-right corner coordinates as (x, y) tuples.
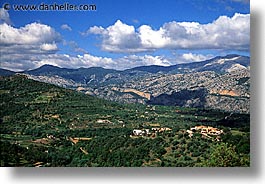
(0, 0), (250, 71)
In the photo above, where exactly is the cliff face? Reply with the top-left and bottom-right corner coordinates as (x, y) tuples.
(7, 55), (249, 113)
(147, 88), (249, 113)
(147, 88), (207, 108)
(112, 87), (151, 100)
(205, 95), (249, 113)
(118, 69), (250, 113)
(24, 68), (250, 113)
(210, 89), (238, 97)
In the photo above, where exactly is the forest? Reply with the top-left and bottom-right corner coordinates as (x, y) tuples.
(0, 75), (250, 167)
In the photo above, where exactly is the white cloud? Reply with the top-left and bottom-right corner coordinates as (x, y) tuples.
(139, 25), (168, 49)
(0, 22), (60, 45)
(0, 8), (11, 24)
(0, 20), (62, 71)
(88, 26), (105, 35)
(88, 20), (144, 52)
(1, 50), (215, 72)
(40, 43), (58, 51)
(0, 17), (219, 71)
(0, 22), (61, 60)
(181, 53), (213, 62)
(61, 24), (72, 31)
(0, 10), (246, 72)
(86, 13), (249, 53)
(114, 55), (171, 70)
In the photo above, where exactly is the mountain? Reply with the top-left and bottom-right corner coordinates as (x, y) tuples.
(0, 68), (15, 76)
(148, 88), (208, 107)
(124, 69), (250, 113)
(3, 54), (250, 77)
(24, 64), (75, 75)
(127, 54), (250, 74)
(0, 54), (250, 113)
(20, 54), (250, 85)
(24, 65), (118, 85)
(125, 65), (169, 74)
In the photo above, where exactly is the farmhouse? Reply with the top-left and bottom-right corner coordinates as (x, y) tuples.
(96, 119), (112, 124)
(132, 129), (150, 136)
(188, 125), (223, 137)
(132, 127), (172, 137)
(151, 127), (172, 133)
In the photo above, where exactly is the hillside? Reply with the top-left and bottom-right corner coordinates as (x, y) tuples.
(0, 75), (250, 167)
(0, 54), (250, 113)
(126, 54), (250, 74)
(126, 69), (250, 113)
(0, 68), (15, 76)
(24, 65), (118, 87)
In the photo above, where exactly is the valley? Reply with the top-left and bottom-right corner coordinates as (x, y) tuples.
(0, 74), (250, 167)
(0, 54), (250, 167)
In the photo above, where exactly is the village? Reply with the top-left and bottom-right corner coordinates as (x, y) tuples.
(29, 115), (224, 145)
(131, 127), (172, 137)
(131, 124), (223, 140)
(186, 125), (223, 141)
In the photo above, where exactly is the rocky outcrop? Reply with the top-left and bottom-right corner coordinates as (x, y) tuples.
(112, 87), (151, 100)
(19, 55), (250, 113)
(147, 88), (207, 108)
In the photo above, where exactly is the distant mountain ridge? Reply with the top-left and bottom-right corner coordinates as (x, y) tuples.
(21, 54), (249, 88)
(24, 64), (117, 76)
(24, 64), (75, 75)
(0, 54), (250, 78)
(126, 54), (249, 74)
(0, 54), (250, 113)
(21, 65), (118, 85)
(0, 68), (15, 76)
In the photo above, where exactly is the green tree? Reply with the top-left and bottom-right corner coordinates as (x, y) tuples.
(199, 143), (243, 167)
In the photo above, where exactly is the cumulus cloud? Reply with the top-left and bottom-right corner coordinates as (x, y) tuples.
(181, 53), (214, 62)
(87, 26), (105, 35)
(0, 8), (11, 24)
(86, 13), (249, 53)
(0, 19), (62, 71)
(88, 20), (144, 52)
(0, 22), (61, 57)
(114, 55), (171, 70)
(0, 52), (167, 71)
(0, 22), (60, 45)
(40, 43), (58, 52)
(138, 25), (168, 49)
(0, 10), (245, 72)
(61, 24), (72, 31)
(1, 50), (215, 72)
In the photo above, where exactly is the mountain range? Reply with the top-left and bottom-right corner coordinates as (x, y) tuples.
(20, 54), (249, 76)
(0, 54), (250, 113)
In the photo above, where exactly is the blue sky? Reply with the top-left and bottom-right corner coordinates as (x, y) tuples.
(0, 0), (250, 71)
